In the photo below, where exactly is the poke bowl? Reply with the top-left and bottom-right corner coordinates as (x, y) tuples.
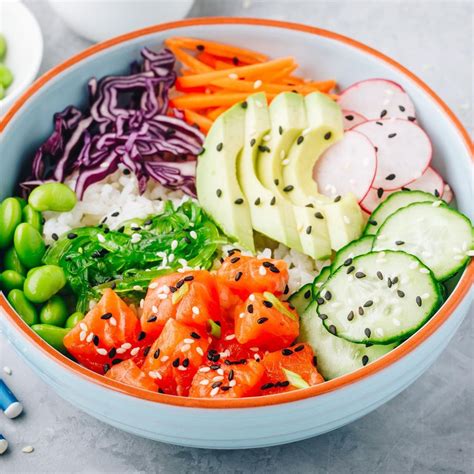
(0, 18), (472, 449)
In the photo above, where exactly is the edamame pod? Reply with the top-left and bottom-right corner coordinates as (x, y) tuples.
(28, 183), (77, 213)
(3, 248), (27, 275)
(0, 198), (22, 249)
(24, 264), (66, 303)
(13, 223), (46, 268)
(7, 289), (39, 326)
(30, 324), (69, 354)
(0, 270), (25, 292)
(40, 295), (69, 327)
(65, 311), (84, 329)
(22, 205), (43, 233)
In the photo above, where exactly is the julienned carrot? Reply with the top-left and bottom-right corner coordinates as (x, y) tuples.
(183, 109), (213, 132)
(196, 52), (218, 68)
(167, 45), (213, 74)
(303, 80), (337, 92)
(264, 65), (298, 83)
(171, 92), (277, 110)
(207, 106), (230, 121)
(176, 57), (295, 88)
(165, 37), (267, 64)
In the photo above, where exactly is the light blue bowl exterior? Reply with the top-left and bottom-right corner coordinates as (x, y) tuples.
(0, 21), (472, 449)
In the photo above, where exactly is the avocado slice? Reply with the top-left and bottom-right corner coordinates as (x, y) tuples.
(196, 103), (255, 251)
(236, 93), (302, 251)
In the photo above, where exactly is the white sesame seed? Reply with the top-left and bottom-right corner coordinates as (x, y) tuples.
(178, 258), (188, 267)
(421, 293), (430, 299)
(282, 158), (290, 166)
(158, 293), (168, 300)
(302, 127), (311, 136)
(192, 306), (200, 315)
(190, 230), (198, 240)
(239, 312), (246, 319)
(149, 282), (158, 289)
(116, 348), (126, 354)
(79, 331), (87, 342)
(96, 348), (107, 356)
(432, 200), (443, 207)
(151, 305), (158, 313)
(97, 234), (105, 243)
(253, 79), (262, 89)
(161, 356), (169, 362)
(212, 375), (224, 382)
(130, 347), (140, 356)
(121, 342), (131, 350)
(392, 318), (401, 327)
(196, 347), (204, 356)
(22, 446), (34, 454)
(133, 285), (143, 291)
(181, 344), (191, 352)
(419, 268), (430, 274)
(228, 73), (239, 80)
(140, 299), (145, 309)
(229, 380), (237, 387)
(249, 347), (259, 352)
(171, 240), (178, 250)
(217, 368), (224, 376)
(210, 387), (219, 397)
(3, 366), (12, 375)
(199, 366), (210, 373)
(177, 366), (187, 371)
(259, 266), (267, 276)
(254, 354), (261, 361)
(109, 317), (117, 326)
(280, 149), (286, 159)
(86, 332), (94, 343)
(168, 253), (175, 263)
(200, 379), (210, 385)
(149, 371), (162, 380)
(80, 323), (88, 331)
(184, 338), (195, 344)
(249, 294), (255, 302)
(225, 334), (236, 341)
(343, 215), (351, 225)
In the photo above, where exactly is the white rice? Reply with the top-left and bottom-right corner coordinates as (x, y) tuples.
(43, 168), (323, 292)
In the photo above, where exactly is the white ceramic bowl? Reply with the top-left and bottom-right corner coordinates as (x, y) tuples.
(47, 0), (195, 42)
(0, 18), (472, 449)
(0, 0), (43, 115)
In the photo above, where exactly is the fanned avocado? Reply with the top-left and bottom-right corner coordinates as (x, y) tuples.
(236, 93), (303, 250)
(196, 103), (255, 251)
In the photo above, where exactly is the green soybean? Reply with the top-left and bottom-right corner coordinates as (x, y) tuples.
(0, 64), (13, 88)
(28, 183), (77, 213)
(0, 270), (25, 292)
(65, 311), (85, 329)
(7, 289), (39, 326)
(24, 264), (66, 304)
(31, 324), (69, 354)
(3, 247), (27, 275)
(15, 197), (27, 209)
(0, 198), (22, 249)
(22, 205), (43, 233)
(14, 223), (46, 268)
(0, 33), (6, 60)
(40, 295), (69, 327)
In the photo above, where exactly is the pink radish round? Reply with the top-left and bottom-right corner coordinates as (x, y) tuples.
(338, 79), (416, 120)
(313, 130), (377, 202)
(342, 110), (367, 130)
(353, 118), (432, 191)
(360, 166), (445, 213)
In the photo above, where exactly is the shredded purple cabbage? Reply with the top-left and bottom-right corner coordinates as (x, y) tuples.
(22, 48), (204, 198)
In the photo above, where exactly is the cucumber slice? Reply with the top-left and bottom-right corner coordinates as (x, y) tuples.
(320, 251), (442, 344)
(312, 266), (331, 296)
(364, 190), (437, 236)
(372, 202), (473, 280)
(299, 302), (395, 380)
(332, 235), (374, 271)
(288, 283), (312, 315)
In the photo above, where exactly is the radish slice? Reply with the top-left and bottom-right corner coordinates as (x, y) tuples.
(360, 167), (444, 213)
(353, 119), (432, 191)
(442, 183), (454, 203)
(342, 110), (367, 130)
(338, 79), (416, 120)
(313, 130), (377, 202)
(402, 166), (444, 197)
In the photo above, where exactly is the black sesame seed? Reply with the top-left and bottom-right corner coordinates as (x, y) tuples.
(263, 300), (273, 308)
(184, 275), (194, 282)
(274, 178), (279, 186)
(212, 381), (223, 389)
(182, 358), (190, 368)
(216, 188), (223, 197)
(254, 197), (261, 206)
(234, 198), (244, 205)
(312, 356), (318, 367)
(388, 133), (397, 139)
(306, 203), (315, 208)
(283, 185), (294, 192)
(401, 187), (410, 191)
(306, 225), (312, 235)
(318, 313), (328, 321)
(434, 189), (440, 198)
(176, 279), (184, 289)
(216, 142), (224, 151)
(345, 114), (354, 121)
(257, 317), (268, 324)
(258, 145), (271, 153)
(169, 286), (177, 293)
(364, 328), (371, 337)
(395, 240), (405, 246)
(67, 232), (77, 240)
(334, 195), (341, 203)
(380, 109), (387, 118)
(247, 304), (254, 313)
(147, 315), (158, 323)
(158, 388), (164, 394)
(190, 332), (201, 340)
(52, 233), (59, 241)
(232, 56), (239, 65)
(172, 358), (180, 368)
(101, 312), (112, 320)
(347, 311), (354, 321)
(278, 380), (290, 387)
(364, 300), (373, 307)
(282, 348), (293, 356)
(328, 325), (337, 335)
(111, 358), (122, 366)
(386, 173), (396, 180)
(316, 297), (325, 305)
(416, 296), (422, 307)
(397, 290), (405, 298)
(358, 306), (364, 316)
(392, 277), (399, 284)
(315, 212), (324, 219)
(294, 344), (304, 352)
(220, 386), (231, 391)
(362, 355), (369, 366)
(369, 219), (378, 226)
(399, 105), (406, 112)
(347, 265), (355, 274)
(324, 291), (332, 301)
(210, 364), (220, 370)
(278, 125), (283, 135)
(304, 290), (311, 299)
(262, 261), (273, 268)
(154, 349), (161, 359)
(118, 226), (125, 233)
(108, 348), (117, 358)
(270, 196), (276, 206)
(137, 331), (146, 341)
(250, 138), (256, 147)
(284, 285), (289, 295)
(235, 271), (243, 282)
(376, 271), (384, 280)
(123, 168), (131, 175)
(408, 116), (416, 122)
(93, 335), (100, 346)
(241, 101), (248, 109)
(261, 383), (274, 390)
(376, 121), (383, 126)
(355, 272), (366, 279)
(324, 131), (332, 140)
(103, 364), (110, 373)
(344, 258), (353, 267)
(377, 188), (384, 199)
(230, 256), (241, 264)
(297, 136), (304, 145)
(196, 44), (205, 51)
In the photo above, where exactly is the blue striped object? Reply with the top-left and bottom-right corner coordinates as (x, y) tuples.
(0, 433), (8, 454)
(0, 378), (23, 419)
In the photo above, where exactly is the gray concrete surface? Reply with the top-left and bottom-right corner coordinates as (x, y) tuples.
(1, 0), (473, 472)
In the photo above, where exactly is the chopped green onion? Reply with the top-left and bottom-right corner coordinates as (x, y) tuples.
(282, 368), (310, 389)
(263, 292), (297, 321)
(208, 319), (221, 338)
(171, 283), (189, 304)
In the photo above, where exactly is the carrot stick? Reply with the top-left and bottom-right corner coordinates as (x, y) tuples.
(176, 57), (295, 88)
(207, 106), (229, 120)
(182, 109), (213, 133)
(210, 78), (310, 94)
(171, 92), (276, 110)
(302, 80), (337, 93)
(264, 65), (298, 83)
(196, 52), (218, 68)
(165, 37), (267, 64)
(167, 45), (213, 74)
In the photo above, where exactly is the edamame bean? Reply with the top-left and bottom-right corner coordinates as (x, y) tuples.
(40, 295), (68, 327)
(13, 223), (46, 268)
(65, 311), (84, 329)
(22, 205), (43, 233)
(0, 198), (22, 249)
(0, 33), (6, 60)
(0, 270), (25, 292)
(31, 324), (69, 354)
(0, 64), (13, 88)
(23, 264), (66, 304)
(28, 183), (77, 213)
(15, 197), (27, 209)
(3, 247), (26, 275)
(7, 289), (39, 326)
